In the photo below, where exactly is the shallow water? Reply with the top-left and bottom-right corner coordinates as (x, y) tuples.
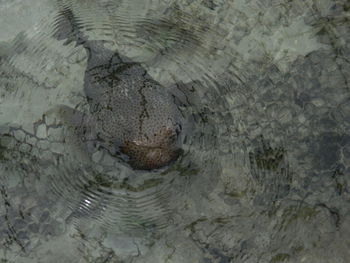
(0, 0), (349, 262)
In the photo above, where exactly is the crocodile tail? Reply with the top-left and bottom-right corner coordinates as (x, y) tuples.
(53, 4), (88, 47)
(52, 4), (124, 66)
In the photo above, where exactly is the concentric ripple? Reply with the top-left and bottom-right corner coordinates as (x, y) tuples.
(0, 0), (271, 238)
(1, 0), (350, 261)
(0, 0), (259, 235)
(48, 159), (184, 234)
(37, 0), (231, 235)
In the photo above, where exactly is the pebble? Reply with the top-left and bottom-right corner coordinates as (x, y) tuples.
(277, 107), (293, 124)
(311, 98), (325, 107)
(50, 142), (65, 154)
(28, 223), (39, 233)
(14, 129), (26, 141)
(0, 135), (15, 148)
(25, 135), (38, 146)
(298, 114), (306, 123)
(92, 151), (103, 163)
(47, 127), (64, 141)
(102, 154), (116, 166)
(19, 143), (31, 153)
(37, 140), (50, 150)
(36, 124), (47, 139)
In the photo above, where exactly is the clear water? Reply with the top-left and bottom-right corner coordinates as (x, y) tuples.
(0, 0), (349, 262)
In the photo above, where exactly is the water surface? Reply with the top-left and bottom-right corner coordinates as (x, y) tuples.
(0, 0), (349, 262)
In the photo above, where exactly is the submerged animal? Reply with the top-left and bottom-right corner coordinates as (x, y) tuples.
(54, 8), (184, 170)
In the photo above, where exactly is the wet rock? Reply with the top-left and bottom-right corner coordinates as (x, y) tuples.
(40, 223), (54, 236)
(35, 124), (47, 139)
(16, 230), (29, 241)
(0, 134), (16, 148)
(342, 136), (350, 160)
(39, 210), (50, 223)
(13, 218), (27, 230)
(311, 98), (325, 107)
(277, 107), (293, 124)
(18, 143), (31, 153)
(92, 150), (103, 163)
(14, 130), (26, 141)
(27, 223), (39, 233)
(310, 132), (343, 170)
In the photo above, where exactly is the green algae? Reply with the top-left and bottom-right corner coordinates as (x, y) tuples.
(270, 253), (290, 262)
(250, 143), (285, 172)
(281, 205), (320, 230)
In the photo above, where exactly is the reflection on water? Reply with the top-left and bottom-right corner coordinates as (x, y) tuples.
(0, 0), (350, 262)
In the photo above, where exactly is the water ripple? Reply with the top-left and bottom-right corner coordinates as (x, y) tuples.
(2, 0), (344, 243)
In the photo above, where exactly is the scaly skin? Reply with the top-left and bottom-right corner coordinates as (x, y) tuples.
(54, 8), (183, 170)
